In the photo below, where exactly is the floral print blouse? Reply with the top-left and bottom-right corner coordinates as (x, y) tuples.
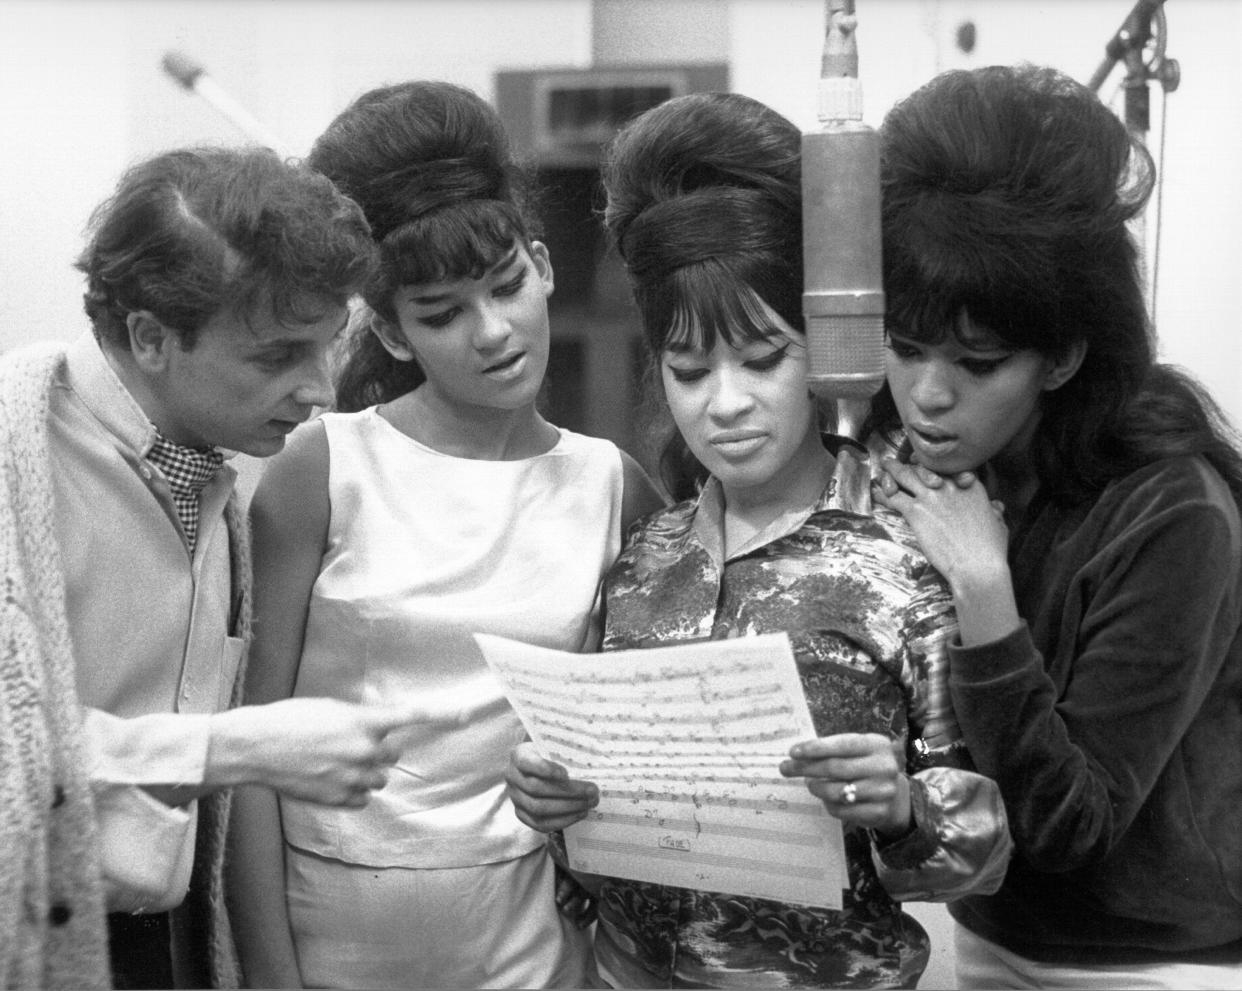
(590, 441), (1012, 989)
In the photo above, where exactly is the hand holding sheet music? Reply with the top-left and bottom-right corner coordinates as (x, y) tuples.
(478, 632), (846, 909)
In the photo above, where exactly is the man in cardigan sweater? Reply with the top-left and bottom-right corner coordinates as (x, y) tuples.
(0, 147), (437, 989)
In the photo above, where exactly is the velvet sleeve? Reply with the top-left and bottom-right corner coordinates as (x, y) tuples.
(948, 459), (1242, 872)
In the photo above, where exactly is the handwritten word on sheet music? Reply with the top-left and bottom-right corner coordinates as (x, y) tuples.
(476, 632), (845, 909)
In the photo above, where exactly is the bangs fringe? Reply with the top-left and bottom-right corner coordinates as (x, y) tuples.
(644, 260), (790, 352)
(383, 199), (527, 287)
(886, 193), (1058, 350)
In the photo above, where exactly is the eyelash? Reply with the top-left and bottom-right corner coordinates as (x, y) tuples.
(748, 347), (789, 372)
(420, 309), (458, 329)
(494, 272), (526, 297)
(666, 346), (789, 383)
(885, 340), (1007, 377)
(885, 339), (920, 360)
(961, 358), (1006, 376)
(418, 270), (527, 328)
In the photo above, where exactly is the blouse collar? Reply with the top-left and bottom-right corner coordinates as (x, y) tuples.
(692, 435), (878, 563)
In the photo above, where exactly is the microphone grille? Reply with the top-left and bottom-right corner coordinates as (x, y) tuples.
(805, 311), (885, 401)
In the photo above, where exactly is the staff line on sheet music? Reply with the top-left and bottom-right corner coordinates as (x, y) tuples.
(549, 753), (791, 769)
(518, 698), (794, 719)
(575, 837), (830, 879)
(549, 760), (792, 780)
(504, 682), (791, 711)
(530, 701), (797, 728)
(504, 681), (787, 707)
(594, 786), (821, 810)
(540, 729), (798, 757)
(502, 665), (779, 695)
(498, 657), (769, 686)
(559, 766), (802, 787)
(596, 787), (821, 815)
(587, 808), (825, 837)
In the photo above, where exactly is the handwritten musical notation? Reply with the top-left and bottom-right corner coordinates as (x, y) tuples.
(476, 632), (846, 909)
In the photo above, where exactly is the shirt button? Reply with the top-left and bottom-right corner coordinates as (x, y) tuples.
(49, 904), (72, 926)
(140, 466), (153, 480)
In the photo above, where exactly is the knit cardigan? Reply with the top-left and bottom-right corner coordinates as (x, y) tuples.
(0, 342), (248, 989)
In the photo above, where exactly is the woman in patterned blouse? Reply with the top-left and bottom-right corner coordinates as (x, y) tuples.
(506, 92), (1012, 989)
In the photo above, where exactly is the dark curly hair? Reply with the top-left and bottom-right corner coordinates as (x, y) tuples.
(874, 63), (1242, 505)
(307, 80), (541, 412)
(600, 92), (804, 499)
(77, 145), (375, 350)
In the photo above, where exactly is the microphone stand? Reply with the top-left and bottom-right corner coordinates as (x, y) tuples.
(161, 51), (290, 156)
(1086, 0), (1179, 319)
(1087, 0), (1180, 139)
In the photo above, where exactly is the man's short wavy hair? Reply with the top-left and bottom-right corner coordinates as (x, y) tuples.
(78, 145), (377, 349)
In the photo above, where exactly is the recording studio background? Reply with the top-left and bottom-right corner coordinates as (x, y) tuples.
(1, 2), (1238, 985)
(3, 0), (1239, 444)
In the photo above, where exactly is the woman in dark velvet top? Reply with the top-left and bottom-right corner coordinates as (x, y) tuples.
(873, 64), (1242, 989)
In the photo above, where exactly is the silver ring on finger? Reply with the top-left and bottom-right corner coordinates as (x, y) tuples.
(841, 781), (858, 805)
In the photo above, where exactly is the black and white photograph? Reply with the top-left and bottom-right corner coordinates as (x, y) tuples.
(2, 2), (1239, 989)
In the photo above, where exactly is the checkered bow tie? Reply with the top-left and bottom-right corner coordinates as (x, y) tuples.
(146, 432), (224, 553)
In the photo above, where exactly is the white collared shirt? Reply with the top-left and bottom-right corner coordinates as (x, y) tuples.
(48, 334), (242, 912)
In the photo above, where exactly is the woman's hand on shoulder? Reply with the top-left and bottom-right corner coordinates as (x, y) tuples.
(875, 458), (1026, 645)
(780, 733), (913, 837)
(505, 742), (600, 832)
(874, 458), (1008, 589)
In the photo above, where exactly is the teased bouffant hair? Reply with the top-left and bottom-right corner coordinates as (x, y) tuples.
(308, 80), (540, 412)
(78, 145), (375, 349)
(876, 63), (1242, 504)
(601, 92), (803, 498)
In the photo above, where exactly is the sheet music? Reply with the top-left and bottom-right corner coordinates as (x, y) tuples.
(476, 632), (846, 909)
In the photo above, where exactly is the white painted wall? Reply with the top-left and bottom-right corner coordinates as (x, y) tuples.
(0, 0), (593, 354)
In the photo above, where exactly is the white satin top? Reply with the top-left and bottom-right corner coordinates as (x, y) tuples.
(281, 408), (624, 868)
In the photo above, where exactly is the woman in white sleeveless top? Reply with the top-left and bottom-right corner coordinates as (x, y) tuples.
(227, 81), (663, 990)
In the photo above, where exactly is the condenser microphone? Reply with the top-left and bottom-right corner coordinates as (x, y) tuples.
(161, 51), (289, 155)
(802, 1), (885, 411)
